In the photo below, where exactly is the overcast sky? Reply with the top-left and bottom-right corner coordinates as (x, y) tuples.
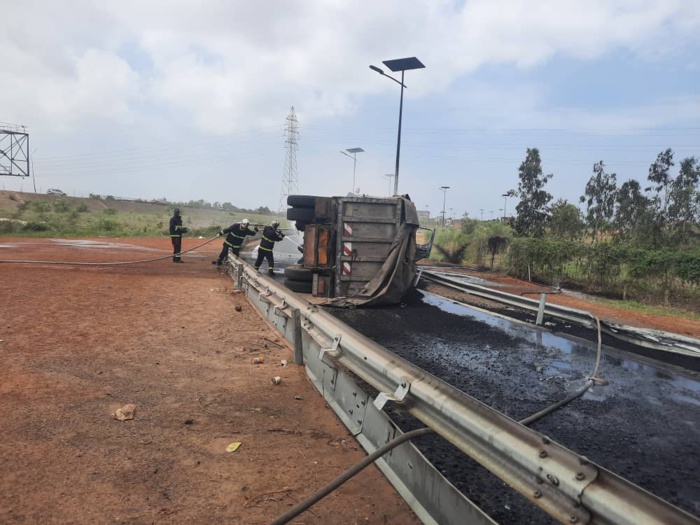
(2, 0), (699, 219)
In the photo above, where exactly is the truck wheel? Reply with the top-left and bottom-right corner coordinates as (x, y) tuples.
(295, 221), (308, 231)
(287, 195), (317, 208)
(284, 279), (313, 293)
(287, 207), (315, 221)
(284, 265), (313, 282)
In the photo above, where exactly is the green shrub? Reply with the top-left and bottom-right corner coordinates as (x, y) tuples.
(77, 203), (89, 212)
(23, 221), (50, 232)
(31, 201), (51, 213)
(53, 200), (72, 213)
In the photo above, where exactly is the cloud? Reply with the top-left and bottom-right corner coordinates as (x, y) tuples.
(1, 0), (699, 136)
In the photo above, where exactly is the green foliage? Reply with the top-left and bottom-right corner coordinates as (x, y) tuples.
(508, 237), (584, 283)
(460, 217), (479, 236)
(30, 201), (51, 213)
(52, 200), (72, 213)
(550, 199), (584, 240)
(512, 148), (553, 237)
(96, 218), (119, 231)
(430, 228), (470, 264)
(102, 208), (118, 215)
(23, 221), (50, 232)
(580, 161), (617, 241)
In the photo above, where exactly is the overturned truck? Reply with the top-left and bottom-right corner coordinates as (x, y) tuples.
(283, 194), (434, 307)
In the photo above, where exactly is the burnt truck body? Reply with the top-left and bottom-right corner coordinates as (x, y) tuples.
(284, 194), (434, 306)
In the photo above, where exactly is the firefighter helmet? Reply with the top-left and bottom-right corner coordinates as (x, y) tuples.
(271, 220), (280, 229)
(241, 218), (250, 226)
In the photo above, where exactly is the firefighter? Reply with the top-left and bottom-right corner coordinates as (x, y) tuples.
(255, 220), (285, 276)
(169, 208), (188, 263)
(213, 218), (258, 268)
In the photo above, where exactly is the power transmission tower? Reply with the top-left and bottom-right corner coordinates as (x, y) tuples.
(0, 122), (30, 178)
(279, 107), (299, 213)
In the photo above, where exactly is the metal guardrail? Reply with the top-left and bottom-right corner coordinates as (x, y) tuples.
(420, 269), (700, 359)
(228, 257), (699, 525)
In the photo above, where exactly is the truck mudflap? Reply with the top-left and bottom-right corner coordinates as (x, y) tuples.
(326, 222), (418, 307)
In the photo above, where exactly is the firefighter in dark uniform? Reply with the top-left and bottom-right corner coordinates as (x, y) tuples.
(169, 208), (188, 263)
(213, 218), (258, 268)
(255, 220), (285, 276)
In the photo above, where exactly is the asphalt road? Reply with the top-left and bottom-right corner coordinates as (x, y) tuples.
(327, 289), (700, 524)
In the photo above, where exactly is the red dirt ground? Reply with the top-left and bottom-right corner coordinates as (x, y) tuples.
(0, 237), (419, 525)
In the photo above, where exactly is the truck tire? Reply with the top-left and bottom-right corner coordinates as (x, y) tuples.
(295, 221), (308, 232)
(284, 265), (313, 282)
(284, 279), (313, 293)
(287, 195), (317, 208)
(287, 207), (315, 221)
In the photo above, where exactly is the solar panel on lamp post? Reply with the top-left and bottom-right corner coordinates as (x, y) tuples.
(369, 57), (425, 196)
(340, 147), (364, 193)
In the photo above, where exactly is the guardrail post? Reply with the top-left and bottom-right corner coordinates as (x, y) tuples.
(291, 307), (304, 365)
(536, 293), (546, 326)
(235, 262), (244, 290)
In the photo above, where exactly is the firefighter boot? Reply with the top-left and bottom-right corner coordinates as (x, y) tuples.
(268, 268), (275, 277)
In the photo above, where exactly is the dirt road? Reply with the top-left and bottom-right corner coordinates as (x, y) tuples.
(0, 237), (418, 525)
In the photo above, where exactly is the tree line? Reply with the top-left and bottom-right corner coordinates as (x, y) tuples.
(431, 147), (699, 310)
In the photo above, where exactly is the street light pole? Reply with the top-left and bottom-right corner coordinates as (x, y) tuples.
(369, 57), (425, 196)
(340, 148), (364, 193)
(439, 186), (450, 227)
(502, 192), (509, 220)
(31, 148), (38, 194)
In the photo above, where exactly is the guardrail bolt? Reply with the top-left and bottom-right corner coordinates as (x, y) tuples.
(349, 409), (353, 415)
(533, 490), (542, 499)
(401, 382), (407, 388)
(575, 472), (585, 481)
(539, 451), (548, 458)
(579, 456), (589, 466)
(569, 515), (578, 523)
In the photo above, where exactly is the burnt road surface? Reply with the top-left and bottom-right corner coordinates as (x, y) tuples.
(326, 289), (700, 525)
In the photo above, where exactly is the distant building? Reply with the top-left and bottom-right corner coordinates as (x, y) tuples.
(417, 209), (430, 220)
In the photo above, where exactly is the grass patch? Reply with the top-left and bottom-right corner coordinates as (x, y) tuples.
(596, 297), (700, 321)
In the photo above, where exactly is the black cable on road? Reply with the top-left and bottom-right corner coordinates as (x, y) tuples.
(0, 235), (221, 266)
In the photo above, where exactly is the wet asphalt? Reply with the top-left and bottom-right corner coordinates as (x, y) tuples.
(326, 289), (700, 524)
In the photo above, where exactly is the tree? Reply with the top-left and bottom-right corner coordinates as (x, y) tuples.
(549, 199), (584, 240)
(512, 148), (553, 237)
(580, 161), (617, 241)
(667, 156), (700, 246)
(614, 179), (655, 246)
(647, 148), (674, 218)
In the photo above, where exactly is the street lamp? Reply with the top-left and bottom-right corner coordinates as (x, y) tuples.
(502, 192), (510, 220)
(369, 57), (425, 196)
(439, 186), (450, 227)
(340, 147), (364, 193)
(384, 173), (395, 196)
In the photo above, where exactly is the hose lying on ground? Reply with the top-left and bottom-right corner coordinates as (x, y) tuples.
(270, 428), (435, 525)
(0, 235), (221, 266)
